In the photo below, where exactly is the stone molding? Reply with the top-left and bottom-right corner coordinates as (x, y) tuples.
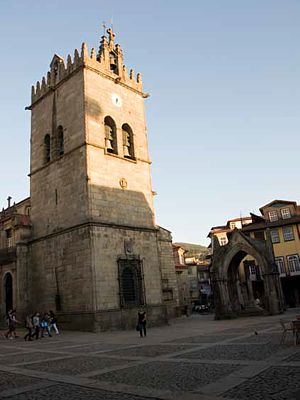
(29, 141), (152, 177)
(29, 220), (160, 244)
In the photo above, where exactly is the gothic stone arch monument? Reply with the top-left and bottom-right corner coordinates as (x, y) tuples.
(211, 229), (284, 319)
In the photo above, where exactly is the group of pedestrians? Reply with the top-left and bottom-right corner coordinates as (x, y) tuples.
(24, 310), (59, 341)
(4, 309), (59, 341)
(6, 308), (145, 339)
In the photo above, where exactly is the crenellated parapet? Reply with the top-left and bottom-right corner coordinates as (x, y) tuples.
(31, 27), (144, 105)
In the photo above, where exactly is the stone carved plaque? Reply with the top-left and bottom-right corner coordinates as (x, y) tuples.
(119, 178), (127, 189)
(124, 239), (133, 255)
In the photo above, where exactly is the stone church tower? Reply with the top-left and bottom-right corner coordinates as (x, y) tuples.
(27, 27), (179, 330)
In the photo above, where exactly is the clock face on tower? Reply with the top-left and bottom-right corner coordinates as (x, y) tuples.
(112, 93), (122, 107)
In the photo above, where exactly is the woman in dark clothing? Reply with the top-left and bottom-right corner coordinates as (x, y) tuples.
(137, 309), (146, 337)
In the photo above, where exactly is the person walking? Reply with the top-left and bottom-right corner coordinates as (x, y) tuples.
(24, 315), (33, 341)
(5, 310), (18, 339)
(49, 310), (59, 335)
(4, 309), (12, 339)
(184, 303), (189, 317)
(137, 309), (147, 338)
(32, 312), (40, 340)
(40, 313), (52, 337)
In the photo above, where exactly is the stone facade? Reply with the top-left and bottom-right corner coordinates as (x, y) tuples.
(0, 199), (31, 319)
(0, 27), (179, 330)
(172, 244), (190, 312)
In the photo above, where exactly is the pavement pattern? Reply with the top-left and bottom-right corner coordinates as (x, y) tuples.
(0, 309), (300, 400)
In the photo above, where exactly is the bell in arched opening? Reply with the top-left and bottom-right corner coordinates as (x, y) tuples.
(122, 124), (135, 159)
(109, 52), (117, 73)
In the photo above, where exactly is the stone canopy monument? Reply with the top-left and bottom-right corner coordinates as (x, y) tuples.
(0, 26), (179, 331)
(211, 229), (284, 319)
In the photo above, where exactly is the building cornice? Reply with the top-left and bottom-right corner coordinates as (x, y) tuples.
(29, 221), (159, 245)
(29, 141), (152, 177)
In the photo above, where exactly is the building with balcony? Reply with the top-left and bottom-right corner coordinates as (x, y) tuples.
(208, 200), (300, 309)
(242, 200), (300, 307)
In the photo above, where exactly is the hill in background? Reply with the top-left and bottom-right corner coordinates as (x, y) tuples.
(174, 242), (209, 259)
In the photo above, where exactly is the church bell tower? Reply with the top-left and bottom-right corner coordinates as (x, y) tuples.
(30, 27), (154, 236)
(28, 26), (179, 330)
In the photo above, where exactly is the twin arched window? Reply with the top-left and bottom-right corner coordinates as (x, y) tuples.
(104, 116), (118, 155)
(122, 124), (135, 159)
(104, 117), (135, 159)
(43, 126), (64, 165)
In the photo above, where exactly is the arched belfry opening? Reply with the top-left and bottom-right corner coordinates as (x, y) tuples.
(109, 51), (118, 73)
(4, 273), (13, 313)
(122, 123), (135, 159)
(104, 116), (118, 154)
(211, 229), (284, 319)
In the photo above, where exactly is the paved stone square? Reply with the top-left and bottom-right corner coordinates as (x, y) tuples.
(20, 355), (133, 375)
(106, 344), (197, 358)
(0, 371), (46, 392)
(2, 383), (155, 400)
(223, 366), (300, 400)
(93, 360), (240, 391)
(0, 351), (71, 366)
(0, 309), (300, 400)
(174, 343), (286, 361)
(232, 332), (283, 344)
(167, 334), (238, 344)
(284, 351), (300, 362)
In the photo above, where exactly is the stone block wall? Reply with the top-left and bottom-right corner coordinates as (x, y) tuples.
(58, 304), (167, 332)
(30, 149), (88, 238)
(28, 226), (93, 314)
(90, 225), (163, 310)
(15, 244), (30, 318)
(88, 183), (154, 229)
(30, 70), (88, 239)
(31, 70), (85, 172)
(157, 227), (180, 318)
(84, 67), (155, 229)
(26, 223), (171, 331)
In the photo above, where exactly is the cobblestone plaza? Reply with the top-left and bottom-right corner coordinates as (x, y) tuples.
(0, 310), (300, 400)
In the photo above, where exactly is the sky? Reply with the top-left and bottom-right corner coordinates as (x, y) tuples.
(0, 0), (299, 245)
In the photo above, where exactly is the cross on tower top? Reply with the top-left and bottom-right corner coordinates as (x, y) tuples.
(107, 28), (115, 48)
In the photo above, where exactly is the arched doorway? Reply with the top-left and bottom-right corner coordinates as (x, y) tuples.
(211, 229), (284, 319)
(226, 250), (265, 316)
(4, 273), (13, 313)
